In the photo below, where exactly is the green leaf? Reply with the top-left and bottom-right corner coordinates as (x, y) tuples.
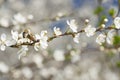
(116, 61), (120, 68)
(108, 9), (115, 17)
(107, 51), (115, 57)
(94, 6), (104, 15)
(113, 35), (120, 46)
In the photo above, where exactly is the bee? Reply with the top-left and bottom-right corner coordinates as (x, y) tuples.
(23, 29), (35, 41)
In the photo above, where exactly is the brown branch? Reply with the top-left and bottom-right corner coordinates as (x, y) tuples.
(9, 26), (116, 48)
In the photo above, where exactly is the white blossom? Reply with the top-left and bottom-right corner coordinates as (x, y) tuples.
(53, 27), (62, 36)
(0, 62), (9, 73)
(114, 17), (120, 29)
(0, 33), (7, 51)
(17, 45), (28, 59)
(67, 19), (78, 32)
(13, 13), (27, 24)
(32, 54), (43, 68)
(0, 18), (9, 27)
(53, 49), (65, 61)
(11, 30), (19, 42)
(27, 14), (34, 20)
(73, 33), (80, 43)
(84, 25), (96, 37)
(96, 34), (106, 45)
(22, 67), (33, 79)
(34, 30), (48, 51)
(106, 29), (116, 45)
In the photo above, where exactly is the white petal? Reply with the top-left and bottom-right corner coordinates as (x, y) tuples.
(0, 44), (6, 51)
(85, 25), (96, 37)
(67, 19), (77, 32)
(73, 34), (80, 43)
(114, 17), (120, 29)
(40, 41), (48, 49)
(96, 34), (106, 45)
(5, 40), (16, 46)
(14, 13), (27, 24)
(34, 43), (40, 51)
(35, 34), (41, 40)
(1, 33), (6, 41)
(106, 30), (116, 45)
(11, 30), (18, 41)
(53, 27), (62, 36)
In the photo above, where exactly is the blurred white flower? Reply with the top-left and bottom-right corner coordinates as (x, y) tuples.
(67, 19), (78, 32)
(40, 68), (51, 78)
(114, 17), (120, 29)
(0, 62), (9, 73)
(13, 13), (27, 24)
(106, 29), (116, 45)
(27, 14), (34, 20)
(22, 67), (33, 79)
(11, 30), (19, 42)
(73, 33), (80, 43)
(53, 49), (65, 61)
(0, 33), (7, 51)
(84, 25), (96, 37)
(32, 54), (43, 68)
(104, 70), (119, 80)
(53, 27), (62, 36)
(96, 34), (106, 45)
(63, 66), (74, 79)
(34, 30), (48, 51)
(71, 51), (80, 63)
(17, 45), (28, 59)
(0, 18), (9, 27)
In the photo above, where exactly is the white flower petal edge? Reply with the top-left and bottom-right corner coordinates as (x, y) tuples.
(114, 17), (120, 29)
(17, 45), (28, 59)
(96, 34), (106, 45)
(11, 30), (19, 41)
(67, 19), (78, 32)
(73, 33), (80, 43)
(106, 29), (116, 45)
(1, 33), (6, 41)
(84, 25), (96, 37)
(0, 44), (6, 51)
(13, 13), (27, 24)
(0, 33), (7, 51)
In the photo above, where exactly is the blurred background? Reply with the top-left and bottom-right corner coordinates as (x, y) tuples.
(0, 0), (119, 80)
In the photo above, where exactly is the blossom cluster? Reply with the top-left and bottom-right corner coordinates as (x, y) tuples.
(0, 15), (120, 59)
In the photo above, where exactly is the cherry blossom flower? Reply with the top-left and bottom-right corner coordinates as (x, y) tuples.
(17, 45), (29, 59)
(84, 25), (96, 37)
(53, 49), (65, 61)
(114, 17), (120, 29)
(96, 33), (106, 45)
(106, 30), (116, 45)
(22, 67), (33, 79)
(67, 19), (78, 32)
(53, 27), (62, 36)
(0, 18), (9, 27)
(34, 30), (48, 51)
(0, 62), (9, 73)
(13, 13), (27, 24)
(11, 30), (19, 42)
(0, 33), (7, 51)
